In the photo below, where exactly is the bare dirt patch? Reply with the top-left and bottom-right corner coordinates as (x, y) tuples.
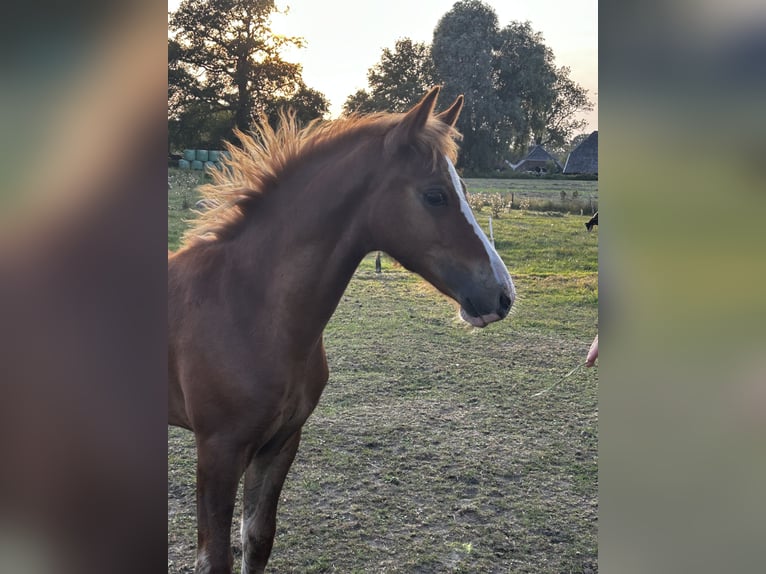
(168, 268), (597, 573)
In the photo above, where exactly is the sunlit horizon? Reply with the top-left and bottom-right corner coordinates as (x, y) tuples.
(168, 0), (597, 133)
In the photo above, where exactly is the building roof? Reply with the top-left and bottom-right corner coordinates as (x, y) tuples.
(563, 131), (598, 174)
(511, 144), (562, 171)
(526, 145), (557, 163)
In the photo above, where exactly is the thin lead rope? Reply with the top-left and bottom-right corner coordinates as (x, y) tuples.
(531, 362), (588, 397)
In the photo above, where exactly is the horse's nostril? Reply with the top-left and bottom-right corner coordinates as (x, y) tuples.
(498, 292), (512, 317)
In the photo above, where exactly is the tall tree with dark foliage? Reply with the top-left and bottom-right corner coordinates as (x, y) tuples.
(168, 0), (328, 149)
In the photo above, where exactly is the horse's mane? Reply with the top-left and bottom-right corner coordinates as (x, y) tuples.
(182, 109), (460, 246)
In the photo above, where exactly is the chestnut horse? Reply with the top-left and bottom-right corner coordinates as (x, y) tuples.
(168, 87), (516, 574)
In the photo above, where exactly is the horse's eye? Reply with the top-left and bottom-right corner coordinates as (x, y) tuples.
(423, 190), (448, 207)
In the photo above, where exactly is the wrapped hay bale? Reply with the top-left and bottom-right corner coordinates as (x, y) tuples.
(196, 150), (209, 162)
(178, 159), (191, 170)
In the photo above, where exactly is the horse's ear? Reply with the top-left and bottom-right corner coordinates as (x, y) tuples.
(436, 95), (464, 127)
(385, 86), (441, 153)
(399, 86), (441, 134)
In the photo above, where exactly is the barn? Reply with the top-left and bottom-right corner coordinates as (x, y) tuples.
(563, 131), (598, 175)
(509, 145), (562, 173)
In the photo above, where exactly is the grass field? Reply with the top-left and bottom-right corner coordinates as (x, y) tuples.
(168, 172), (598, 573)
(465, 177), (597, 199)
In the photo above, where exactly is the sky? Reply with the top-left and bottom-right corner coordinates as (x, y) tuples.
(169, 0), (597, 132)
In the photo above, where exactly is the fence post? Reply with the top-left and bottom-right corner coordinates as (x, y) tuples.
(488, 216), (494, 247)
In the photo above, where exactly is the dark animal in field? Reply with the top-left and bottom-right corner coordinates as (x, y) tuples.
(585, 211), (598, 231)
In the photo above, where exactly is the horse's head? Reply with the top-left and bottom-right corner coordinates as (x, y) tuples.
(367, 87), (515, 327)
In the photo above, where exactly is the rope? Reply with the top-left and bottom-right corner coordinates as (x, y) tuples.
(531, 362), (588, 397)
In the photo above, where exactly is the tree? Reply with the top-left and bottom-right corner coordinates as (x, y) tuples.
(342, 38), (436, 115)
(495, 21), (592, 152)
(494, 21), (555, 154)
(168, 37), (196, 121)
(430, 2), (592, 172)
(432, 0), (505, 171)
(267, 81), (330, 127)
(168, 0), (328, 149)
(530, 68), (592, 148)
(169, 101), (236, 151)
(343, 89), (378, 115)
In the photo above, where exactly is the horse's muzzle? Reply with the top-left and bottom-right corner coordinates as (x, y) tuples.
(459, 289), (514, 328)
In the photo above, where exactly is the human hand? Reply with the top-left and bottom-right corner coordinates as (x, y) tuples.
(585, 334), (598, 367)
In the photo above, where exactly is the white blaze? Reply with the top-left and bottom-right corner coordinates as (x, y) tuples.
(445, 156), (516, 302)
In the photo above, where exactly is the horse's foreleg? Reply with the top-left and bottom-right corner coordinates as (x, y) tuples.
(241, 430), (302, 574)
(195, 437), (247, 574)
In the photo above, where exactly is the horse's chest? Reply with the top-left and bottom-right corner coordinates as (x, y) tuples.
(270, 352), (328, 424)
(285, 365), (327, 415)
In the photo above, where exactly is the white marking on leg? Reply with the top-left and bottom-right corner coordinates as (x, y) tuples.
(444, 156), (516, 302)
(195, 548), (211, 574)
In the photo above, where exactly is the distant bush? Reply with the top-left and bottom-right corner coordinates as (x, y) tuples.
(522, 197), (597, 215)
(466, 192), (484, 213)
(466, 190), (596, 216)
(168, 168), (208, 211)
(466, 192), (512, 217)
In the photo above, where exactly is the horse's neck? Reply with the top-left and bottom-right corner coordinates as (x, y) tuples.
(227, 150), (373, 346)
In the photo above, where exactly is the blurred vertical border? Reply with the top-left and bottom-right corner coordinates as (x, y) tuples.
(600, 1), (766, 572)
(0, 2), (167, 573)
(2, 1), (764, 573)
